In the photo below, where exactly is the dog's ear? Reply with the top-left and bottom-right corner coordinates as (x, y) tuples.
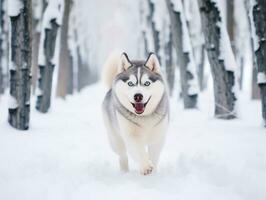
(145, 53), (161, 73)
(118, 53), (131, 73)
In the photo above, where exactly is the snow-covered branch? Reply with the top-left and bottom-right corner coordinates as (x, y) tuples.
(7, 0), (23, 17)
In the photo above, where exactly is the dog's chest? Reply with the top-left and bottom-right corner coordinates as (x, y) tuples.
(116, 111), (168, 143)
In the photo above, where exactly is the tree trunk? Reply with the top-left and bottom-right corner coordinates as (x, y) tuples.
(139, 1), (149, 57)
(197, 46), (205, 91)
(142, 31), (149, 57)
(183, 0), (206, 91)
(8, 0), (32, 130)
(31, 0), (46, 94)
(77, 46), (89, 92)
(252, 66), (260, 99)
(165, 29), (175, 96)
(250, 0), (266, 126)
(234, 0), (250, 90)
(166, 0), (198, 108)
(36, 20), (59, 112)
(198, 0), (237, 119)
(147, 0), (161, 62)
(31, 21), (40, 94)
(227, 0), (235, 50)
(2, 1), (9, 91)
(245, 0), (260, 99)
(36, 1), (63, 113)
(67, 54), (74, 94)
(0, 0), (5, 94)
(56, 0), (73, 98)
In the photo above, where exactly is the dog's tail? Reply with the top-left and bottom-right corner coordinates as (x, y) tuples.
(101, 52), (121, 90)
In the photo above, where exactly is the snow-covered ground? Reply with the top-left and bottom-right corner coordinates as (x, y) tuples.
(0, 83), (265, 200)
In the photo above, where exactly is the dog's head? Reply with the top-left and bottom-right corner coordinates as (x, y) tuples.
(114, 53), (165, 116)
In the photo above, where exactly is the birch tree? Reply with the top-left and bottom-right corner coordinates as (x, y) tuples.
(232, 0), (251, 91)
(0, 0), (4, 94)
(198, 0), (237, 119)
(166, 0), (199, 108)
(164, 28), (175, 95)
(149, 0), (175, 95)
(244, 0), (260, 99)
(147, 0), (161, 62)
(249, 0), (266, 126)
(0, 0), (8, 95)
(31, 0), (45, 94)
(227, 0), (235, 50)
(77, 45), (90, 91)
(8, 0), (32, 130)
(183, 0), (205, 91)
(139, 1), (149, 57)
(36, 0), (63, 113)
(56, 0), (73, 98)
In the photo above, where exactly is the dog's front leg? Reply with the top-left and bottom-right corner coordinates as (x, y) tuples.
(125, 137), (154, 175)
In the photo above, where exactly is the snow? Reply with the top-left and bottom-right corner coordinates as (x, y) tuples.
(7, 0), (23, 17)
(0, 83), (266, 200)
(38, 0), (64, 66)
(152, 0), (166, 31)
(152, 0), (170, 62)
(73, 0), (140, 68)
(8, 94), (18, 109)
(217, 21), (238, 72)
(210, 0), (237, 72)
(171, 0), (199, 95)
(35, 87), (43, 96)
(257, 72), (266, 84)
(249, 0), (260, 52)
(42, 0), (64, 29)
(187, 78), (199, 95)
(32, 0), (43, 20)
(9, 61), (16, 71)
(183, 0), (204, 48)
(178, 0), (191, 54)
(32, 0), (44, 33)
(170, 0), (182, 12)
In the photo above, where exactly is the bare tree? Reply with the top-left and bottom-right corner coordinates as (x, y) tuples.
(77, 45), (90, 91)
(164, 29), (175, 96)
(31, 0), (45, 94)
(227, 0), (235, 50)
(252, 66), (260, 99)
(147, 0), (161, 62)
(183, 0), (205, 91)
(0, 0), (5, 94)
(198, 0), (237, 119)
(244, 0), (260, 99)
(8, 0), (32, 130)
(36, 0), (63, 113)
(56, 0), (73, 98)
(139, 1), (149, 57)
(249, 0), (266, 126)
(166, 0), (199, 108)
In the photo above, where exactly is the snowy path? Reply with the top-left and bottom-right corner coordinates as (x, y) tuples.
(0, 83), (266, 200)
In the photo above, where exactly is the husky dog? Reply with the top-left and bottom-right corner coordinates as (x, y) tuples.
(102, 52), (169, 175)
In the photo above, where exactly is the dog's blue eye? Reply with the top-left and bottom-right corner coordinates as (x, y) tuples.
(144, 81), (150, 86)
(128, 81), (134, 87)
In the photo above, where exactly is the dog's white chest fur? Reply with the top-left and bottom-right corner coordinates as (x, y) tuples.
(116, 112), (168, 145)
(116, 111), (168, 144)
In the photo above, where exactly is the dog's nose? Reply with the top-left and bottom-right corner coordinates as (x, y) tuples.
(134, 93), (143, 102)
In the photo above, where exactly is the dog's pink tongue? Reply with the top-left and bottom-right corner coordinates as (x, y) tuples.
(135, 103), (144, 114)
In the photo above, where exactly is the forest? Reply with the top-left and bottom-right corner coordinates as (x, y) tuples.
(0, 0), (266, 199)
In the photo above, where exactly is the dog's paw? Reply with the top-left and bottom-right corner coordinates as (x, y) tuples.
(140, 162), (154, 175)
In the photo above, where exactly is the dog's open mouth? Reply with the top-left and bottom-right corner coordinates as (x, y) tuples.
(131, 97), (151, 114)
